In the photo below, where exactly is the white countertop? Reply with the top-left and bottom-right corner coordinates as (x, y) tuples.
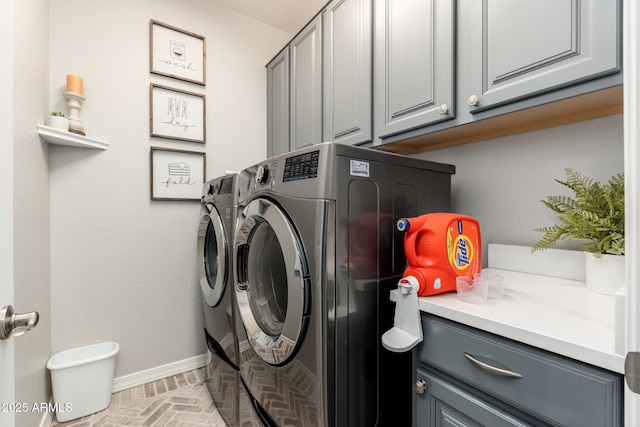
(390, 244), (626, 374)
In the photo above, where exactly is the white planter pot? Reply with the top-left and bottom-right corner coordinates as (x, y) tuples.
(49, 116), (69, 131)
(585, 252), (625, 295)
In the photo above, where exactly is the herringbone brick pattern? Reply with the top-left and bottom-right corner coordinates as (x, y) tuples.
(51, 368), (228, 427)
(240, 345), (319, 426)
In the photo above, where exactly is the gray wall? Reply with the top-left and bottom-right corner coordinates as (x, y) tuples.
(415, 114), (624, 266)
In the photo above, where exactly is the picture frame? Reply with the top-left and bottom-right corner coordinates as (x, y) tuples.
(150, 19), (206, 85)
(150, 84), (206, 143)
(150, 147), (205, 201)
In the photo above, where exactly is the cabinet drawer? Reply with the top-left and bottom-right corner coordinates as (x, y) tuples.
(418, 315), (623, 427)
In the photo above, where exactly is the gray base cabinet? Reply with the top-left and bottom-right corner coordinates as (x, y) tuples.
(416, 368), (532, 427)
(415, 315), (624, 427)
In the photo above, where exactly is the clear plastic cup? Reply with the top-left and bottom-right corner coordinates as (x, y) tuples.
(473, 272), (505, 300)
(488, 274), (505, 299)
(456, 276), (488, 304)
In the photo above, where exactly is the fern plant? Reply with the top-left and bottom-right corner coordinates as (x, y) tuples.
(532, 168), (624, 257)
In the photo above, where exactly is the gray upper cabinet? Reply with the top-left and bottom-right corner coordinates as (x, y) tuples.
(465, 0), (621, 114)
(266, 15), (322, 157)
(266, 49), (289, 158)
(290, 15), (322, 151)
(373, 0), (455, 139)
(323, 0), (372, 146)
(267, 0), (621, 154)
(374, 0), (622, 150)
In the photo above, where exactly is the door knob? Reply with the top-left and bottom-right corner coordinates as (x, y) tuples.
(413, 379), (427, 395)
(0, 305), (39, 340)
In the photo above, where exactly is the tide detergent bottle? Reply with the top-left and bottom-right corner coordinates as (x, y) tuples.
(396, 213), (482, 296)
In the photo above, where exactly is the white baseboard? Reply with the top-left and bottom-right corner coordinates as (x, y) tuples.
(112, 352), (211, 393)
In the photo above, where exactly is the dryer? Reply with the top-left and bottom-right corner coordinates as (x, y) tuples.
(233, 143), (455, 426)
(197, 173), (240, 426)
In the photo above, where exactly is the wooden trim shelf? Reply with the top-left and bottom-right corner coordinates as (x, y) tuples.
(37, 124), (110, 150)
(376, 85), (623, 155)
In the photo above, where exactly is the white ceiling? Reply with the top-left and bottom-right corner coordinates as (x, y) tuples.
(213, 0), (327, 34)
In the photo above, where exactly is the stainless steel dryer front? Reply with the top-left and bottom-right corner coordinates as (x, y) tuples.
(197, 173), (240, 427)
(234, 143), (455, 426)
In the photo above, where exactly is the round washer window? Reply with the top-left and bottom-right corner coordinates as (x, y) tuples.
(197, 206), (228, 307)
(235, 197), (308, 365)
(204, 219), (220, 288)
(247, 220), (288, 337)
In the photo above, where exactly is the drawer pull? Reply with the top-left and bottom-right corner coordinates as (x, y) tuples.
(463, 352), (523, 378)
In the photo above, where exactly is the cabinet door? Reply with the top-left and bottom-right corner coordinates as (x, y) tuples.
(466, 0), (621, 113)
(290, 15), (322, 151)
(267, 49), (289, 157)
(323, 0), (372, 146)
(415, 368), (532, 427)
(374, 0), (455, 139)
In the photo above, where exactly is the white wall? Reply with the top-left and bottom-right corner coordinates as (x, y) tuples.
(48, 0), (290, 377)
(415, 114), (625, 264)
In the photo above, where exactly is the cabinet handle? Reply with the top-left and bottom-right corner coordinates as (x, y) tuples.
(413, 379), (427, 395)
(467, 95), (480, 107)
(438, 104), (449, 115)
(463, 352), (523, 378)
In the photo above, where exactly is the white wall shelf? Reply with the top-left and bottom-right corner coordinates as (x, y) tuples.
(37, 124), (110, 150)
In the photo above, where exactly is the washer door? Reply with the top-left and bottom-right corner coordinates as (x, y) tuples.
(235, 198), (309, 366)
(197, 204), (229, 307)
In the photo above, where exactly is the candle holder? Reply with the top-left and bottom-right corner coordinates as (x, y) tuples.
(63, 90), (86, 136)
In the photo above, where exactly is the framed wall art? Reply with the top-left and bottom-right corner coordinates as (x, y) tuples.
(150, 147), (205, 201)
(150, 84), (206, 143)
(150, 20), (206, 85)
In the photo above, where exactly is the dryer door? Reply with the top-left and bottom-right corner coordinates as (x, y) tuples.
(235, 197), (309, 366)
(197, 204), (229, 307)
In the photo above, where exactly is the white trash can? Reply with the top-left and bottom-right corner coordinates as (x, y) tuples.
(46, 342), (119, 422)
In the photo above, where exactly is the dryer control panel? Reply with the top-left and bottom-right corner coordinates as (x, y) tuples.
(283, 150), (319, 182)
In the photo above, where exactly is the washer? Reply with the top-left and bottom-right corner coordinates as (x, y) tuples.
(234, 143), (454, 426)
(197, 173), (240, 427)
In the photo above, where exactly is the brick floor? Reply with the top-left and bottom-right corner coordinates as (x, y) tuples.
(51, 368), (228, 427)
